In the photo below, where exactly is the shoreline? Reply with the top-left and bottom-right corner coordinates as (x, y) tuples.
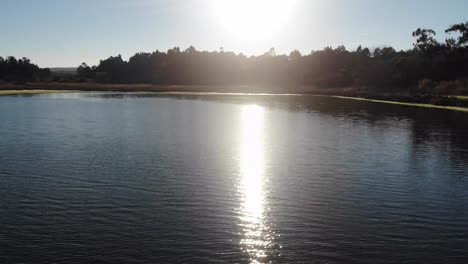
(1, 85), (468, 113)
(0, 90), (80, 96)
(330, 96), (468, 113)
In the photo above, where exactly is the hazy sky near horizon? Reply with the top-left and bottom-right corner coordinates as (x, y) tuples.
(1, 0), (467, 67)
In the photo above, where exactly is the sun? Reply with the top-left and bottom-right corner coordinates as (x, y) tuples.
(212, 0), (296, 41)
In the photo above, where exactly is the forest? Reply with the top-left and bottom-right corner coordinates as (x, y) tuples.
(2, 22), (468, 98)
(0, 57), (51, 83)
(75, 21), (468, 95)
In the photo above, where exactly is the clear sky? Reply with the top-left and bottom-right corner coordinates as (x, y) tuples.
(1, 0), (467, 67)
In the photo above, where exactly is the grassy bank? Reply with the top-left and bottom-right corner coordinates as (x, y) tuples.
(0, 82), (286, 94)
(1, 82), (468, 113)
(333, 96), (468, 113)
(0, 82), (356, 94)
(0, 90), (78, 96)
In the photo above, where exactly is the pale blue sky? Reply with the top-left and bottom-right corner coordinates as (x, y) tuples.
(1, 0), (467, 67)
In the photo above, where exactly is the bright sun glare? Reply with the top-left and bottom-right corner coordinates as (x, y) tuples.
(213, 0), (296, 41)
(239, 105), (272, 262)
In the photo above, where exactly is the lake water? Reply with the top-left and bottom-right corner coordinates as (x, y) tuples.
(1, 92), (468, 263)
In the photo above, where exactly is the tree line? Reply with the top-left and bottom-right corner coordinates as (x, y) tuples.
(2, 22), (468, 95)
(0, 57), (51, 83)
(76, 21), (468, 94)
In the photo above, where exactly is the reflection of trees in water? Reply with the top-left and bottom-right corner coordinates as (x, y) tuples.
(193, 94), (468, 165)
(406, 109), (468, 176)
(89, 92), (468, 167)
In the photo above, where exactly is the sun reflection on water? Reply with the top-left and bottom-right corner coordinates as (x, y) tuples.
(238, 105), (273, 263)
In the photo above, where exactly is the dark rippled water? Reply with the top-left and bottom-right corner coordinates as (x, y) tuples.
(1, 92), (468, 263)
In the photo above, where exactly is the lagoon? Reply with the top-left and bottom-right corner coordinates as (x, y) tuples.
(1, 92), (467, 263)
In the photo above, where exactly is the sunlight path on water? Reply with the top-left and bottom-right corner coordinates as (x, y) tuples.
(238, 105), (274, 263)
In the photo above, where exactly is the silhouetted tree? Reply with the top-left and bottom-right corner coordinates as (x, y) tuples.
(0, 56), (51, 82)
(50, 21), (465, 95)
(77, 62), (95, 79)
(445, 22), (468, 47)
(412, 28), (438, 50)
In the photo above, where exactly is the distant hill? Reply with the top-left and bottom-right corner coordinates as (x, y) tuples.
(49, 67), (77, 74)
(49, 67), (77, 78)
